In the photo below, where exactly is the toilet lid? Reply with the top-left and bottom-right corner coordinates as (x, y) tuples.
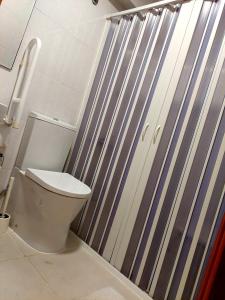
(25, 168), (91, 198)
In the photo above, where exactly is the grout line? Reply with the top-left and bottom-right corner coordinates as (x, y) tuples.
(27, 257), (65, 299)
(4, 229), (148, 299)
(0, 256), (25, 264)
(27, 257), (50, 285)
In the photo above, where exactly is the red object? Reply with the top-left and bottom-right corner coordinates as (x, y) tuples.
(197, 214), (225, 300)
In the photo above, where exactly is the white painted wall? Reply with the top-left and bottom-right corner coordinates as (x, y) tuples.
(118, 0), (158, 8)
(0, 0), (118, 191)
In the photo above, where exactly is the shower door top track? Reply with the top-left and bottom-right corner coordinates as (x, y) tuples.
(105, 0), (189, 19)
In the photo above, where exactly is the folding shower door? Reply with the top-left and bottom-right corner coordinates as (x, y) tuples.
(105, 0), (225, 299)
(68, 0), (225, 299)
(68, 0), (199, 245)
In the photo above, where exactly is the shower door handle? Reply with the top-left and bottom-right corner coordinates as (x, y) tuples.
(153, 125), (161, 144)
(142, 123), (150, 141)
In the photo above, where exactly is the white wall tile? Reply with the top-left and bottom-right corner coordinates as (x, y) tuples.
(0, 0), (118, 190)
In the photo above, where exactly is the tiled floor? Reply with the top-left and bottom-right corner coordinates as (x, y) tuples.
(0, 229), (143, 300)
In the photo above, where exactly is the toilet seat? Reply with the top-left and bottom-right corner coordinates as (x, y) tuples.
(25, 168), (91, 198)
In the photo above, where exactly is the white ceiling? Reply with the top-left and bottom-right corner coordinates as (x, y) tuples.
(109, 0), (156, 10)
(119, 0), (155, 9)
(131, 0), (155, 6)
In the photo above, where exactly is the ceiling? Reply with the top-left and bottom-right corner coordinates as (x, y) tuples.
(130, 0), (156, 6)
(109, 0), (156, 10)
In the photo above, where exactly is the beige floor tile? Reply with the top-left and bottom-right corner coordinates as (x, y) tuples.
(29, 240), (142, 300)
(105, 277), (143, 300)
(0, 257), (63, 300)
(0, 232), (24, 262)
(8, 229), (41, 257)
(2, 230), (143, 300)
(78, 287), (126, 300)
(29, 246), (114, 300)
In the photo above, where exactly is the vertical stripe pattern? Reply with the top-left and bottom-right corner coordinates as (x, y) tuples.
(69, 5), (181, 248)
(68, 1), (225, 299)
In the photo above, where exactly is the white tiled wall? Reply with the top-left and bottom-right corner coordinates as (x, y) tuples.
(0, 0), (119, 190)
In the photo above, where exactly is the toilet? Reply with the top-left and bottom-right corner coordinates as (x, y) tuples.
(9, 112), (91, 253)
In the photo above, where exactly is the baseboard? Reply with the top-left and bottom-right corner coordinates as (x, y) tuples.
(74, 234), (153, 300)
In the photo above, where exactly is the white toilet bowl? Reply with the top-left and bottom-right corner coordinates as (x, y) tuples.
(9, 168), (91, 253)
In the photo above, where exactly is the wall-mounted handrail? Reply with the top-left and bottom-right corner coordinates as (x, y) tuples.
(4, 37), (42, 128)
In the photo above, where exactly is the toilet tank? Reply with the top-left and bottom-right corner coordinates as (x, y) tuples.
(16, 112), (77, 172)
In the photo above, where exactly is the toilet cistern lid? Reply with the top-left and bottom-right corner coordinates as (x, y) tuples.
(25, 168), (91, 198)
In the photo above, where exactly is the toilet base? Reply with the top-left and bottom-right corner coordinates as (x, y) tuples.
(10, 215), (70, 253)
(8, 168), (87, 253)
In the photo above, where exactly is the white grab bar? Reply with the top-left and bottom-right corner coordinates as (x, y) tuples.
(4, 37), (42, 128)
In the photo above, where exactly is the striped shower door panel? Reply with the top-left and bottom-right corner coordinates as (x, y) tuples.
(67, 0), (225, 299)
(191, 175), (225, 299)
(150, 2), (225, 298)
(77, 13), (149, 242)
(76, 14), (146, 240)
(110, 0), (211, 272)
(112, 0), (211, 275)
(89, 8), (179, 252)
(152, 42), (225, 300)
(190, 141), (225, 299)
(107, 0), (204, 267)
(110, 0), (224, 299)
(175, 110), (225, 300)
(68, 15), (135, 231)
(74, 17), (132, 181)
(152, 16), (225, 298)
(103, 0), (201, 262)
(68, 19), (119, 175)
(68, 5), (182, 249)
